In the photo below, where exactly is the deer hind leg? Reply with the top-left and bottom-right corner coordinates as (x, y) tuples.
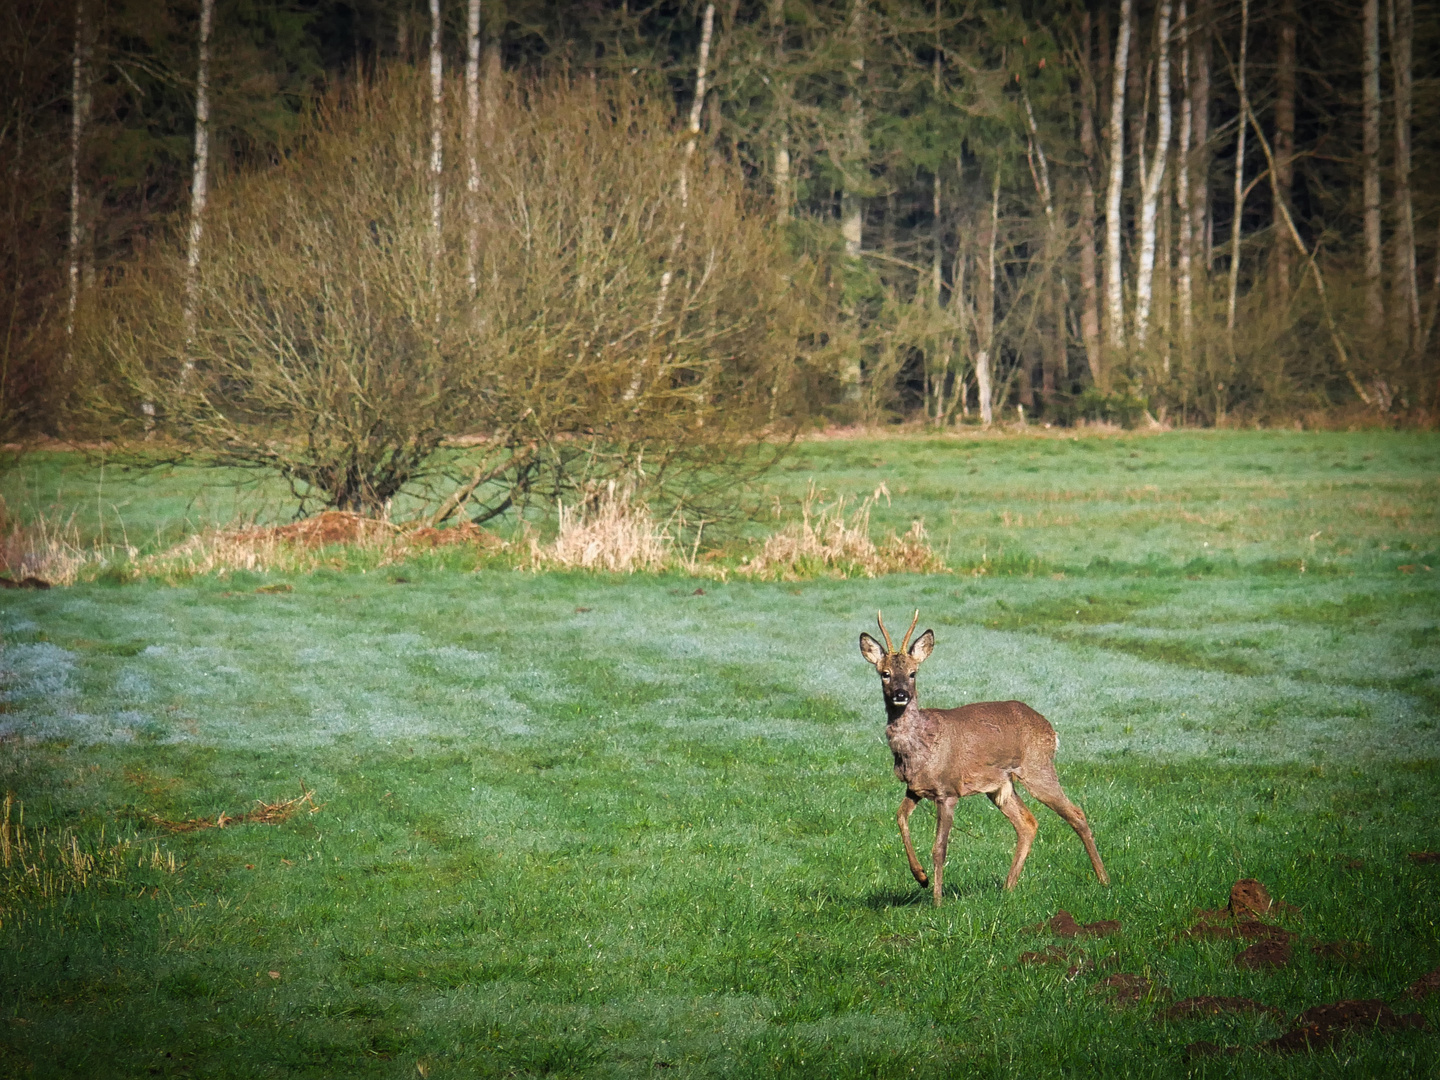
(1020, 765), (1110, 886)
(989, 779), (1038, 891)
(897, 791), (929, 888)
(929, 796), (958, 906)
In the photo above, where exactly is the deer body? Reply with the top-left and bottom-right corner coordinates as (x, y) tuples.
(861, 612), (1109, 905)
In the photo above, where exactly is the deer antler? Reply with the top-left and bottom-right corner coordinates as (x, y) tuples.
(900, 609), (920, 652)
(876, 611), (894, 653)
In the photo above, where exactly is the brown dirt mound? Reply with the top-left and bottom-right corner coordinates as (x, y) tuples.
(1409, 851), (1440, 864)
(1188, 920), (1294, 941)
(258, 511), (392, 547)
(1017, 945), (1091, 977)
(0, 575), (51, 589)
(1310, 940), (1367, 963)
(1229, 878), (1275, 918)
(1408, 967), (1440, 999)
(1031, 910), (1122, 938)
(1162, 996), (1284, 1022)
(1236, 935), (1292, 969)
(1266, 1000), (1427, 1053)
(406, 522), (504, 549)
(145, 785), (321, 832)
(1091, 973), (1166, 1007)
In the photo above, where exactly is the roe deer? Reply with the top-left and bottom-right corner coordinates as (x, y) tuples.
(859, 610), (1109, 905)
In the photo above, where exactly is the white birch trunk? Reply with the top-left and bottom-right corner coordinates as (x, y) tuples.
(1388, 0), (1419, 348)
(1224, 0), (1248, 348)
(428, 0), (444, 291)
(1362, 0), (1383, 341)
(771, 0), (790, 222)
(1104, 0), (1133, 360)
(464, 0), (480, 296)
(1077, 10), (1104, 388)
(66, 0), (90, 346)
(1176, 0), (1194, 370)
(181, 0), (215, 368)
(1134, 0), (1172, 348)
(976, 171), (1000, 427)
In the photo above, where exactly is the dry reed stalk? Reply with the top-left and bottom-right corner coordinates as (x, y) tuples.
(528, 481), (674, 573)
(739, 485), (947, 579)
(0, 497), (114, 586)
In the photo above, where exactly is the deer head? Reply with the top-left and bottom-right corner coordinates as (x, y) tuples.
(859, 609), (935, 712)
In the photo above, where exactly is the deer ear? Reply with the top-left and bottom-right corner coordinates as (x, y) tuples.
(859, 632), (885, 666)
(908, 629), (935, 664)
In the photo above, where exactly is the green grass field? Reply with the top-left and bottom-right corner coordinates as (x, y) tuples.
(1, 429), (1438, 1078)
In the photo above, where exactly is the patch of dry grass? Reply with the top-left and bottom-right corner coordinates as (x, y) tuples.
(738, 484), (947, 580)
(526, 482), (676, 574)
(0, 497), (115, 586)
(0, 792), (182, 931)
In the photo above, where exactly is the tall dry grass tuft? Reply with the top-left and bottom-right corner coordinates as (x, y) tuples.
(528, 481), (674, 573)
(739, 485), (947, 580)
(0, 497), (118, 586)
(0, 793), (181, 931)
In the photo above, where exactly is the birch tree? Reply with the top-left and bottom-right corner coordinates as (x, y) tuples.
(1388, 0), (1419, 351)
(1134, 0), (1172, 348)
(1224, 0), (1249, 352)
(464, 0), (481, 296)
(1271, 0), (1296, 301)
(974, 170), (999, 426)
(1104, 0), (1133, 363)
(66, 0), (90, 347)
(840, 0), (867, 257)
(1175, 0), (1195, 369)
(1362, 0), (1383, 342)
(1075, 10), (1104, 387)
(428, 0), (444, 293)
(181, 0), (214, 365)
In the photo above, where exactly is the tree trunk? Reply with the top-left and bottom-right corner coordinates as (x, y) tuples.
(1135, 0), (1172, 348)
(1388, 0), (1419, 351)
(1363, 0), (1383, 343)
(1225, 0), (1249, 354)
(1104, 0), (1133, 362)
(428, 0), (444, 293)
(464, 0), (480, 297)
(483, 37), (500, 144)
(1190, 0), (1211, 271)
(181, 0), (215, 367)
(771, 0), (790, 222)
(1176, 0), (1194, 374)
(66, 0), (90, 348)
(1077, 10), (1104, 389)
(840, 0), (866, 257)
(976, 171), (1000, 426)
(1270, 0), (1295, 302)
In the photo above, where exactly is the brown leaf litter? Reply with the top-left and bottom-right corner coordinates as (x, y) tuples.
(144, 784), (321, 832)
(1265, 1000), (1427, 1053)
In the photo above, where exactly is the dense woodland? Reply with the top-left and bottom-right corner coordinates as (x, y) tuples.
(3, 0), (1438, 506)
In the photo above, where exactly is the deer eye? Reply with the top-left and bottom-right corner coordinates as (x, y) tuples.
(881, 671), (890, 680)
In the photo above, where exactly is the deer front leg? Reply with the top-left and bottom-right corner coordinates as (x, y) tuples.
(897, 791), (928, 888)
(930, 796), (958, 907)
(989, 780), (1039, 891)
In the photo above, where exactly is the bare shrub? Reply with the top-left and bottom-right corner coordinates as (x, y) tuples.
(739, 485), (947, 580)
(81, 67), (831, 521)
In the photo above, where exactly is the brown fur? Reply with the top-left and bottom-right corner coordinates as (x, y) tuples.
(860, 610), (1109, 904)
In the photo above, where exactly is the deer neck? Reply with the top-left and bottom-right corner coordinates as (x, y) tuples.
(886, 696), (923, 728)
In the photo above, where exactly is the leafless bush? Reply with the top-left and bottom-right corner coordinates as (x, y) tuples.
(81, 66), (831, 521)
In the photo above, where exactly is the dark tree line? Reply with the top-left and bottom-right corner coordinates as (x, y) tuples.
(4, 0), (1438, 451)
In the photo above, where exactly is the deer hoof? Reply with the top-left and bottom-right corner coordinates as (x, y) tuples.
(913, 872), (929, 887)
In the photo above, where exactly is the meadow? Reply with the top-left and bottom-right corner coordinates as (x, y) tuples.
(0, 428), (1438, 1078)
